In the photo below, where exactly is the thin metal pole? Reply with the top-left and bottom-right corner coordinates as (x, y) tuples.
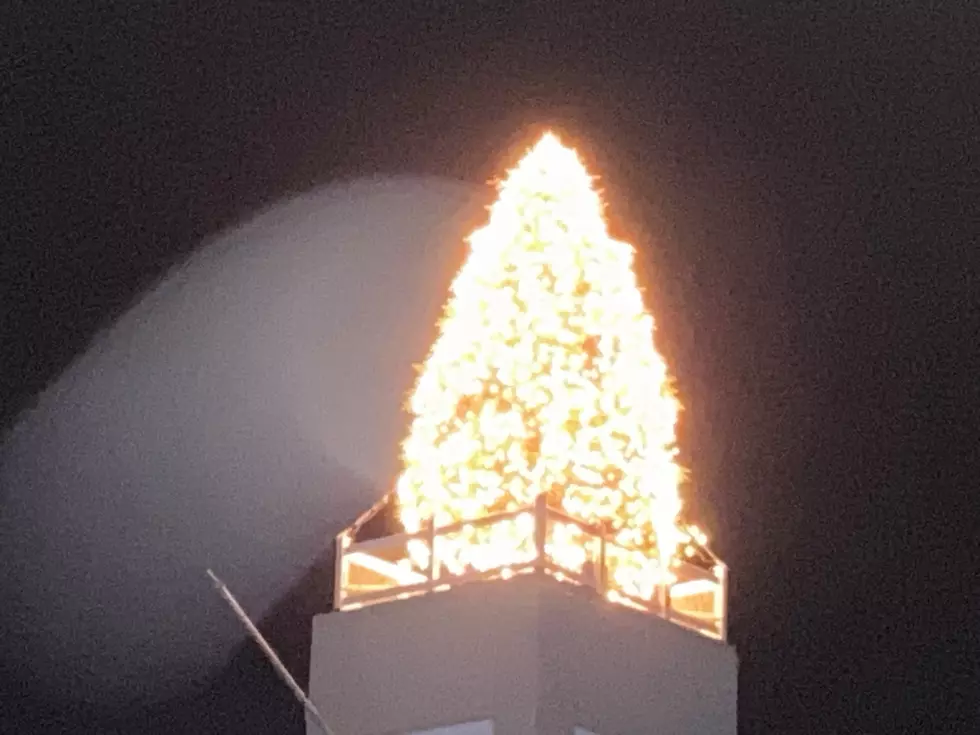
(206, 569), (338, 735)
(717, 564), (729, 642)
(426, 519), (437, 581)
(534, 493), (548, 566)
(596, 533), (607, 596)
(334, 532), (347, 611)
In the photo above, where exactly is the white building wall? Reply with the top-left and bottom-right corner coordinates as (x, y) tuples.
(536, 583), (737, 735)
(309, 575), (737, 735)
(409, 721), (494, 735)
(309, 577), (542, 735)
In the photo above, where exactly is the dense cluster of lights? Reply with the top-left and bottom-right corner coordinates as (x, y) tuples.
(394, 133), (706, 601)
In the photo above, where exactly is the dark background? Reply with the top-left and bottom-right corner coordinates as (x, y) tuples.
(3, 2), (978, 733)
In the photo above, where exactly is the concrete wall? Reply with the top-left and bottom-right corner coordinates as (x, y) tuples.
(410, 721), (494, 735)
(309, 575), (737, 735)
(310, 579), (543, 735)
(536, 583), (737, 735)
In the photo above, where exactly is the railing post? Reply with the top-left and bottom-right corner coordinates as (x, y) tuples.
(716, 564), (729, 641)
(658, 556), (670, 619)
(596, 533), (607, 596)
(333, 531), (347, 611)
(534, 494), (547, 567)
(426, 519), (437, 583)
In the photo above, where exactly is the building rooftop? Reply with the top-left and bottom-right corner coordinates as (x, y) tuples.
(333, 492), (727, 643)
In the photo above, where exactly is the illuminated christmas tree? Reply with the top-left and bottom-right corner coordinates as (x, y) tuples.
(395, 133), (701, 595)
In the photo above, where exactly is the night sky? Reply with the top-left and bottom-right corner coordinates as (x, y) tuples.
(3, 3), (978, 734)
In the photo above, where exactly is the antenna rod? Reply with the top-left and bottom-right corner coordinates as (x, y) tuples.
(206, 569), (337, 735)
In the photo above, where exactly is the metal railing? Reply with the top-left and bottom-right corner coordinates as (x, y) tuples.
(334, 494), (728, 642)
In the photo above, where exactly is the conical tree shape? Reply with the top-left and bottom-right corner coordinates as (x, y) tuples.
(396, 133), (688, 581)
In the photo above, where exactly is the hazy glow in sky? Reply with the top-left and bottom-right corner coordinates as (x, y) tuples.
(0, 177), (485, 704)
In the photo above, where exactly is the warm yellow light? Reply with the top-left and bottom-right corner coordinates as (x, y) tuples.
(394, 131), (704, 604)
(346, 551), (427, 586)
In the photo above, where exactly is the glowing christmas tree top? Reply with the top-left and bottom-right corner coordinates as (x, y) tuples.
(394, 132), (706, 589)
